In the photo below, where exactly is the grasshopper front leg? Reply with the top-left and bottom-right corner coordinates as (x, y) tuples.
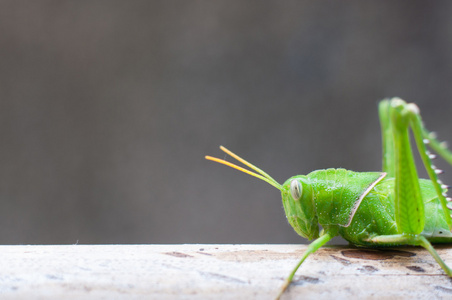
(276, 232), (334, 300)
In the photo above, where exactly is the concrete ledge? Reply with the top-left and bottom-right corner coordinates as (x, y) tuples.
(1, 244), (452, 299)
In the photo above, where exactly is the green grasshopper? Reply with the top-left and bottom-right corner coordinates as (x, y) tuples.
(205, 98), (452, 299)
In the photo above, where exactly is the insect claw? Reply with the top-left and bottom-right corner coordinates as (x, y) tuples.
(435, 169), (444, 175)
(442, 184), (451, 190)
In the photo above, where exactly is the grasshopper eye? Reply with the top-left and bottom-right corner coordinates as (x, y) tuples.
(290, 179), (303, 200)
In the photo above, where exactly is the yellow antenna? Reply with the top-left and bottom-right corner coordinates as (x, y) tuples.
(205, 146), (281, 190)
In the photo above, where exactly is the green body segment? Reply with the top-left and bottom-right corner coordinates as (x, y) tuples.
(281, 169), (452, 246)
(307, 169), (385, 227)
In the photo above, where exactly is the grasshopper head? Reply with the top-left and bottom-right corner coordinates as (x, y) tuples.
(281, 176), (319, 240)
(205, 146), (319, 240)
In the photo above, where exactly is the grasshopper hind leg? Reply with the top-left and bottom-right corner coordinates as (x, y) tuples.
(377, 98), (452, 277)
(379, 98), (452, 233)
(401, 100), (452, 232)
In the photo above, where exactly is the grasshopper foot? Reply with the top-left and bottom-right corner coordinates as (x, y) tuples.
(275, 279), (291, 300)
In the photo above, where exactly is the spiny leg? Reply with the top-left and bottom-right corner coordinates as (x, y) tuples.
(276, 232), (334, 300)
(409, 108), (452, 231)
(380, 98), (452, 232)
(395, 99), (452, 231)
(387, 98), (425, 234)
(369, 234), (452, 276)
(378, 98), (452, 277)
(422, 127), (452, 167)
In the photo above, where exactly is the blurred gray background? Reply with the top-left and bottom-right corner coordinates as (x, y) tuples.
(1, 1), (452, 244)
